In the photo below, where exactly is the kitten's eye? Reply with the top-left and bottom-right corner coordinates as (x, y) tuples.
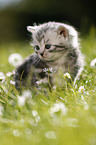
(35, 45), (40, 50)
(45, 44), (51, 49)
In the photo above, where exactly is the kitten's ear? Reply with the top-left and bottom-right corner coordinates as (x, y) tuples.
(57, 26), (68, 38)
(27, 26), (37, 33)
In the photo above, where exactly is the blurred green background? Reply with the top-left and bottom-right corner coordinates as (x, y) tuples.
(0, 1), (96, 145)
(0, 0), (96, 43)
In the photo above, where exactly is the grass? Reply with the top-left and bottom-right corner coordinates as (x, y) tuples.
(0, 28), (96, 145)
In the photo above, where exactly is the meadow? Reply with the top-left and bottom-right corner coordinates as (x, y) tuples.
(0, 27), (96, 145)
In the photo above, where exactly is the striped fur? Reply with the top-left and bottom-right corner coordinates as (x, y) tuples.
(15, 22), (84, 90)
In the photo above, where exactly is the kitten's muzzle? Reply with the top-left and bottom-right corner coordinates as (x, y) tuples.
(39, 50), (45, 57)
(40, 52), (44, 57)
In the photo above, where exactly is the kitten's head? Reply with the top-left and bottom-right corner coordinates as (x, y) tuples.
(27, 22), (79, 61)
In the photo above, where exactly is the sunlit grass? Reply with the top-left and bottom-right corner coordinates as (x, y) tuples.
(0, 29), (96, 145)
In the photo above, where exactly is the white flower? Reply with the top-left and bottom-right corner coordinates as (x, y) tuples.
(63, 72), (71, 79)
(10, 80), (15, 85)
(0, 72), (5, 82)
(49, 102), (67, 117)
(35, 116), (41, 123)
(53, 85), (57, 90)
(36, 79), (43, 85)
(43, 67), (56, 73)
(65, 118), (78, 127)
(32, 110), (41, 123)
(17, 95), (26, 106)
(13, 129), (21, 137)
(45, 131), (56, 139)
(90, 58), (96, 67)
(32, 110), (38, 117)
(78, 86), (85, 93)
(8, 53), (23, 67)
(6, 72), (12, 77)
(6, 71), (15, 77)
(22, 90), (32, 98)
(17, 90), (32, 106)
(0, 105), (4, 115)
(81, 95), (89, 110)
(84, 101), (89, 110)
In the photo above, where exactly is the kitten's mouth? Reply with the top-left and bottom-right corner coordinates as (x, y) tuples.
(39, 54), (54, 61)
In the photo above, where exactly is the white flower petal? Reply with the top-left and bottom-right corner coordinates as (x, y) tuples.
(22, 90), (32, 98)
(36, 79), (43, 85)
(65, 118), (78, 127)
(6, 72), (13, 77)
(63, 72), (71, 79)
(6, 71), (15, 77)
(0, 72), (5, 82)
(49, 102), (67, 116)
(35, 116), (41, 123)
(10, 80), (15, 85)
(90, 58), (96, 67)
(32, 110), (38, 117)
(13, 129), (21, 137)
(17, 90), (32, 106)
(43, 67), (56, 73)
(0, 105), (4, 115)
(84, 101), (89, 110)
(8, 53), (23, 67)
(81, 95), (89, 110)
(45, 131), (56, 139)
(78, 86), (85, 93)
(17, 95), (26, 106)
(53, 85), (57, 90)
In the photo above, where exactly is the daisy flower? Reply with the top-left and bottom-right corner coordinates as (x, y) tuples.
(78, 86), (85, 93)
(8, 53), (23, 67)
(0, 72), (5, 83)
(90, 58), (96, 67)
(63, 72), (71, 79)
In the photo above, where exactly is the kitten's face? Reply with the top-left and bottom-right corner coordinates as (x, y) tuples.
(27, 22), (78, 61)
(32, 29), (68, 61)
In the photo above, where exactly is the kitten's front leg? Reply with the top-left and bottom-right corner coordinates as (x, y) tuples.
(14, 54), (37, 90)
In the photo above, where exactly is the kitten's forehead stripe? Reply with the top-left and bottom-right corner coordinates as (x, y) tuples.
(42, 25), (49, 33)
(46, 39), (50, 43)
(36, 30), (44, 43)
(36, 25), (49, 43)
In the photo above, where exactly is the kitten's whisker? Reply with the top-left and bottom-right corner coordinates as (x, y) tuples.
(34, 57), (40, 65)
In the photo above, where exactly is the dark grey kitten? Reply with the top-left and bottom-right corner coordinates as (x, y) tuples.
(15, 22), (84, 90)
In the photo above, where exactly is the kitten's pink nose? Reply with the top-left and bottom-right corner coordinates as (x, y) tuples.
(40, 53), (44, 57)
(40, 51), (45, 57)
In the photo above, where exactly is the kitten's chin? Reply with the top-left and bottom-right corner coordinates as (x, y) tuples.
(39, 56), (50, 61)
(38, 54), (52, 61)
(39, 55), (55, 61)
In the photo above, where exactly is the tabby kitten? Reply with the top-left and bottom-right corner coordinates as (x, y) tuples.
(15, 22), (84, 90)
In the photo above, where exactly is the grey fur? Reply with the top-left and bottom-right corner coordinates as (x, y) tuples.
(15, 22), (84, 90)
